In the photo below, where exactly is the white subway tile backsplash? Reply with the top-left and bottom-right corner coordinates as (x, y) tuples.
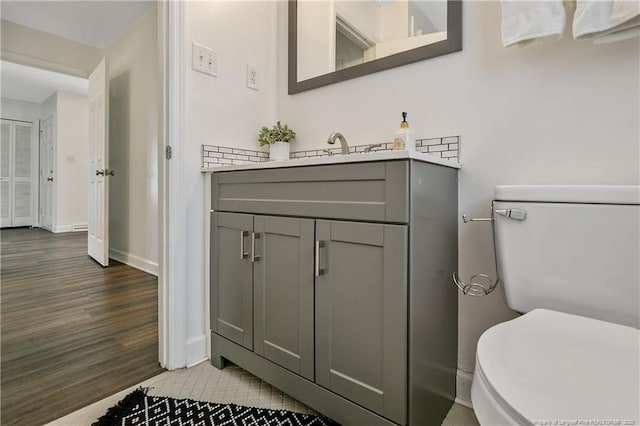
(201, 136), (459, 168)
(419, 138), (445, 146)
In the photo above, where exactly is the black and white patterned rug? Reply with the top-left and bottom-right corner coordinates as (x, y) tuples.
(92, 388), (340, 426)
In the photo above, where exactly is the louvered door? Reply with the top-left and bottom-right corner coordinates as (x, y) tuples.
(0, 119), (36, 228)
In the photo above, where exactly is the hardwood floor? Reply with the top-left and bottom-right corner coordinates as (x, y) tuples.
(1, 228), (165, 425)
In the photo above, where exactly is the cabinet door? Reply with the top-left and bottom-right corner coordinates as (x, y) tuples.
(211, 212), (254, 350)
(254, 216), (315, 380)
(316, 220), (407, 425)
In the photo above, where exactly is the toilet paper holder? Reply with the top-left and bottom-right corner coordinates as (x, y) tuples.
(453, 201), (509, 297)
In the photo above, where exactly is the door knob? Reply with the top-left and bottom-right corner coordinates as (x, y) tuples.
(47, 177), (54, 182)
(96, 169), (105, 176)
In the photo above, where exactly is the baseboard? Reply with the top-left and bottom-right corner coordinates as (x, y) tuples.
(109, 248), (159, 276)
(456, 369), (474, 408)
(52, 224), (88, 233)
(186, 334), (208, 368)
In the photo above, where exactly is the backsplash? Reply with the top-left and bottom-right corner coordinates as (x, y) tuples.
(202, 136), (459, 168)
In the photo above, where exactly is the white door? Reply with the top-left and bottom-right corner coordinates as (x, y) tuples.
(12, 122), (35, 226)
(88, 58), (110, 266)
(39, 116), (55, 231)
(1, 119), (36, 228)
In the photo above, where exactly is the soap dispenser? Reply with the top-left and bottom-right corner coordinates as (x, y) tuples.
(393, 112), (415, 151)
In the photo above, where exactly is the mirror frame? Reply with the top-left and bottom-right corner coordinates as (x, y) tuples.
(288, 0), (462, 94)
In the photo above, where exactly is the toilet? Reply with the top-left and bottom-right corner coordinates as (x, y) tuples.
(471, 185), (640, 425)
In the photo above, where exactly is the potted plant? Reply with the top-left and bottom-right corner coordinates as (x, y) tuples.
(258, 121), (296, 161)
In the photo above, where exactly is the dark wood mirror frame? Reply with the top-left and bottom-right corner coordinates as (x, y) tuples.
(288, 0), (462, 94)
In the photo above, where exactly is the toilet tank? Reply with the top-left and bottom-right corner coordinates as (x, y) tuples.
(494, 185), (640, 328)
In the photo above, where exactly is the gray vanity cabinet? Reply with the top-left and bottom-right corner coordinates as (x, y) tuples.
(315, 220), (407, 425)
(253, 215), (315, 381)
(210, 159), (459, 426)
(211, 212), (254, 350)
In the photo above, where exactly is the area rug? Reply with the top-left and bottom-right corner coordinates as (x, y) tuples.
(92, 388), (340, 425)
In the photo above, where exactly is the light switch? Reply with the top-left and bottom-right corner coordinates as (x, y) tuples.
(192, 42), (217, 77)
(247, 64), (259, 91)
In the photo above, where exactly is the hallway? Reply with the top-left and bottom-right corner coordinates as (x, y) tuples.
(1, 228), (164, 425)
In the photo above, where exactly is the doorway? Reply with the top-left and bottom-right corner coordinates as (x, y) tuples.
(0, 1), (163, 422)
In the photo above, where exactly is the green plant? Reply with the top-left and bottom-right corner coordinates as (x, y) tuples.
(258, 121), (296, 146)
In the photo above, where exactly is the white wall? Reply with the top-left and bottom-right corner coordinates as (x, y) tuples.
(104, 7), (159, 275)
(41, 92), (56, 122)
(1, 19), (103, 78)
(1, 98), (42, 122)
(276, 0), (640, 402)
(184, 0), (278, 365)
(55, 91), (89, 231)
(297, 0), (335, 81)
(39, 91), (89, 232)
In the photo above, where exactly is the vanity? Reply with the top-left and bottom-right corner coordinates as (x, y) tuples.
(206, 151), (459, 425)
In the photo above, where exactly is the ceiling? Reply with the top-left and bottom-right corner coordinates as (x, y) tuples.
(0, 1), (155, 103)
(1, 61), (88, 104)
(0, 1), (156, 49)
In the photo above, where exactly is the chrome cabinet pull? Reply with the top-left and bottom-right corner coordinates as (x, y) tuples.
(315, 241), (325, 277)
(240, 231), (249, 259)
(252, 233), (261, 262)
(96, 169), (105, 176)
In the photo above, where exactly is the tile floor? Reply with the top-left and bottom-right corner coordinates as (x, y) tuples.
(49, 361), (479, 426)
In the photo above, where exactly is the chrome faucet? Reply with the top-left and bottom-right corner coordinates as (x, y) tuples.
(327, 132), (349, 155)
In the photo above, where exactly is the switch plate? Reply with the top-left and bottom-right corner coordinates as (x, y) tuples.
(247, 64), (259, 91)
(192, 42), (217, 77)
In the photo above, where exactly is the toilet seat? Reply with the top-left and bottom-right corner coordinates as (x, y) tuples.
(472, 309), (640, 426)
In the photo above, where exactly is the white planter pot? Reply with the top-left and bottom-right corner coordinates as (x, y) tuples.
(269, 141), (290, 161)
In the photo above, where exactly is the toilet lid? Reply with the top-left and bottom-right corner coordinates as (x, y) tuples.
(476, 309), (640, 424)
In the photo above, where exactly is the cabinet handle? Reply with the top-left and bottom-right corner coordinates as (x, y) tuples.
(315, 240), (325, 277)
(252, 232), (261, 262)
(240, 231), (249, 259)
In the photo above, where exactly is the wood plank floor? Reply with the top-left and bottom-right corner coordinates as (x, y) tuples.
(1, 228), (165, 425)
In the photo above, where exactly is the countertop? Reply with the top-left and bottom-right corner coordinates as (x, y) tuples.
(201, 150), (460, 172)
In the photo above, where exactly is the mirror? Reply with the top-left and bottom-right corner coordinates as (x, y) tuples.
(288, 0), (462, 94)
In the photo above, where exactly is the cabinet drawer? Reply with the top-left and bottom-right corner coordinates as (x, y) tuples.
(212, 161), (408, 223)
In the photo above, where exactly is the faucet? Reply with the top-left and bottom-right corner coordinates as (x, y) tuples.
(327, 132), (349, 155)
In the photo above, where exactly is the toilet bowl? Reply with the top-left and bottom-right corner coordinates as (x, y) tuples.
(471, 309), (640, 425)
(469, 186), (640, 425)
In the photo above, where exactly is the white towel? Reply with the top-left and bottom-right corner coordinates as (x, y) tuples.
(502, 0), (567, 47)
(574, 0), (640, 41)
(594, 26), (640, 43)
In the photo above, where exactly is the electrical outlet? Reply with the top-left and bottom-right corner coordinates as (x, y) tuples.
(192, 42), (217, 77)
(247, 64), (259, 91)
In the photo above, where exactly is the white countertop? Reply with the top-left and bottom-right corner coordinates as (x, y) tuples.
(201, 150), (460, 172)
